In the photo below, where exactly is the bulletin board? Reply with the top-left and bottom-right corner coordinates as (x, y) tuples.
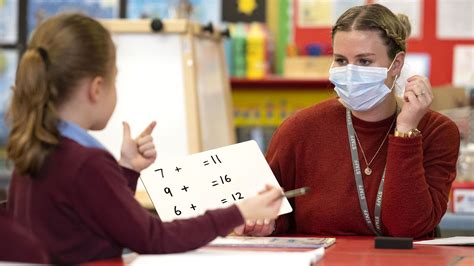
(27, 0), (120, 36)
(0, 49), (18, 150)
(0, 0), (19, 44)
(91, 19), (235, 207)
(292, 0), (474, 87)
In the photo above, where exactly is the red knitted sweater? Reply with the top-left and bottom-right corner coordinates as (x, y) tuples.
(267, 98), (460, 238)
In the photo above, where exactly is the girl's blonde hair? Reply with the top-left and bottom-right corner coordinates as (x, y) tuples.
(332, 3), (412, 59)
(6, 14), (115, 177)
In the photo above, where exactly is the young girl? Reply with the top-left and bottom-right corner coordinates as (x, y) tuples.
(6, 14), (283, 264)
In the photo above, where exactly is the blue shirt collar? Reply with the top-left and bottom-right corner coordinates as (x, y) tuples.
(58, 120), (105, 150)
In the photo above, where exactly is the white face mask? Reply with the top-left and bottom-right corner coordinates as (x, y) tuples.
(329, 60), (396, 111)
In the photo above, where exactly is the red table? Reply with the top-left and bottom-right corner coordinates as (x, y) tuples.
(319, 237), (473, 266)
(85, 236), (474, 266)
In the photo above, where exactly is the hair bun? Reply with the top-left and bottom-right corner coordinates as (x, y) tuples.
(397, 13), (412, 40)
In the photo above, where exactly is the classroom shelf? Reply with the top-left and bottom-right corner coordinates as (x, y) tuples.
(230, 76), (332, 90)
(439, 212), (474, 237)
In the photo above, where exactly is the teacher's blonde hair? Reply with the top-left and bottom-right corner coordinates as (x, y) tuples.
(332, 3), (411, 59)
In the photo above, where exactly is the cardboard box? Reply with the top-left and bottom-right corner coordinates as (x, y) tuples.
(431, 86), (468, 111)
(283, 56), (333, 79)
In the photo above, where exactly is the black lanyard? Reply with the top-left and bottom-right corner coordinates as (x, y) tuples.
(346, 109), (385, 235)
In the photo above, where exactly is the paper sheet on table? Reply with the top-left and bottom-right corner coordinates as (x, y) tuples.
(130, 247), (325, 266)
(209, 236), (336, 249)
(414, 236), (474, 246)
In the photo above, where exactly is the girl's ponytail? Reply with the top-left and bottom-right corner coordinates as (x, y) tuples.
(6, 14), (114, 177)
(6, 48), (60, 177)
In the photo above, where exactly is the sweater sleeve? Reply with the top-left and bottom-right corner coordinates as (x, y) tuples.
(266, 119), (298, 234)
(70, 153), (245, 254)
(382, 118), (460, 238)
(120, 166), (140, 193)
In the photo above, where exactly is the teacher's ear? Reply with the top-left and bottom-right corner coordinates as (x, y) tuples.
(390, 52), (406, 78)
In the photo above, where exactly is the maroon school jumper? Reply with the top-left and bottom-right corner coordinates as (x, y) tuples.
(0, 209), (49, 263)
(268, 98), (459, 238)
(8, 138), (244, 264)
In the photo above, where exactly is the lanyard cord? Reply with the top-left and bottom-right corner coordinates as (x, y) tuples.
(346, 109), (387, 235)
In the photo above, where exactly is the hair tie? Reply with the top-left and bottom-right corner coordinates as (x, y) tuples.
(37, 47), (49, 67)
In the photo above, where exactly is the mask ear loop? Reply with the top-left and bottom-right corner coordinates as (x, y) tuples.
(328, 60), (343, 101)
(387, 58), (396, 72)
(388, 52), (403, 90)
(387, 51), (405, 71)
(386, 60), (398, 91)
(387, 54), (402, 115)
(390, 74), (399, 90)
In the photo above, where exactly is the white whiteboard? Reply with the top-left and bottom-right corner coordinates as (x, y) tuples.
(91, 33), (190, 159)
(140, 141), (292, 222)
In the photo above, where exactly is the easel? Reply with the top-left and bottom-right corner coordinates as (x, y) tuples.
(93, 19), (235, 208)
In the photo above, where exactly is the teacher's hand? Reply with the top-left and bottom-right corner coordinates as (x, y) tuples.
(234, 219), (275, 236)
(235, 185), (281, 236)
(396, 75), (433, 132)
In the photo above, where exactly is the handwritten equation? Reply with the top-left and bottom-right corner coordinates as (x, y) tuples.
(152, 153), (247, 217)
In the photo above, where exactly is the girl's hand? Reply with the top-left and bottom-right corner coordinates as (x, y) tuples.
(396, 75), (433, 132)
(235, 185), (282, 234)
(119, 121), (157, 172)
(233, 219), (275, 236)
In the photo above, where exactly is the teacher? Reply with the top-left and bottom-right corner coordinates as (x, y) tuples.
(236, 3), (460, 238)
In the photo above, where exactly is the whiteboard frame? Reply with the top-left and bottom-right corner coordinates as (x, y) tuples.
(101, 19), (188, 33)
(191, 22), (236, 145)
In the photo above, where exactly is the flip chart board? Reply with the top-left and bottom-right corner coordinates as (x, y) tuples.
(90, 19), (236, 207)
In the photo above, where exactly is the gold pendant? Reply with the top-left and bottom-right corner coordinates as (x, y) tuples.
(364, 167), (372, 176)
